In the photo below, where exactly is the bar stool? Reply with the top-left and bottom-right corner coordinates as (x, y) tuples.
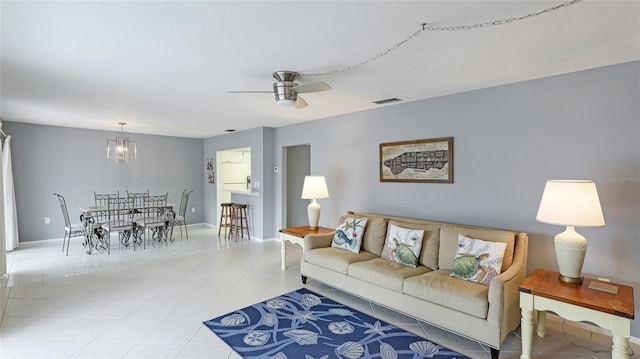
(230, 203), (250, 240)
(218, 202), (234, 239)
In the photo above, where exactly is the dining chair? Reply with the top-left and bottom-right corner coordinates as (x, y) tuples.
(126, 190), (149, 220)
(53, 193), (86, 256)
(173, 189), (193, 239)
(93, 191), (119, 226)
(135, 193), (170, 247)
(94, 191), (119, 205)
(102, 195), (135, 253)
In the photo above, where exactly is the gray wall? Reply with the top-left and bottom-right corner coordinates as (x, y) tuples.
(3, 122), (205, 242)
(272, 61), (640, 337)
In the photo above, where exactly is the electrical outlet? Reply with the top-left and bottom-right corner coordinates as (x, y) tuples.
(44, 217), (51, 224)
(254, 180), (260, 188)
(191, 207), (195, 213)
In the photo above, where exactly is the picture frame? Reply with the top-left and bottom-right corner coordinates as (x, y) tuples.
(380, 137), (453, 183)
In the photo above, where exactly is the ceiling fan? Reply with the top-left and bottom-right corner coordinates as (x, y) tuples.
(228, 71), (332, 109)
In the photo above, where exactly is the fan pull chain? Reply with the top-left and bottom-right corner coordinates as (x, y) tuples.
(300, 0), (581, 78)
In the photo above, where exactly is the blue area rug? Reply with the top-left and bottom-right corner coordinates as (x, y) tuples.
(203, 288), (469, 358)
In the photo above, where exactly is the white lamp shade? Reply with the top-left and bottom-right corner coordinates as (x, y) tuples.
(301, 176), (329, 199)
(536, 180), (605, 227)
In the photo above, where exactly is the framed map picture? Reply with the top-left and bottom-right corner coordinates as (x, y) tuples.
(380, 137), (453, 183)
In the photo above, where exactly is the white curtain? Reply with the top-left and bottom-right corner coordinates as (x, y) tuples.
(0, 135), (5, 277)
(3, 135), (19, 251)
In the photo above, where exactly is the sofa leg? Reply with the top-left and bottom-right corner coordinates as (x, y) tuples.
(490, 347), (499, 359)
(301, 275), (307, 284)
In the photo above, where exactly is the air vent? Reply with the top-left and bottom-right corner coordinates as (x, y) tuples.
(373, 98), (402, 105)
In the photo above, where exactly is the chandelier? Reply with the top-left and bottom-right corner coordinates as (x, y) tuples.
(107, 122), (137, 162)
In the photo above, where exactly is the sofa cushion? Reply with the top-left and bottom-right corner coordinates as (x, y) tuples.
(331, 216), (368, 253)
(381, 224), (424, 267)
(403, 270), (490, 319)
(348, 258), (432, 292)
(450, 234), (507, 285)
(346, 213), (387, 256)
(439, 225), (515, 272)
(389, 220), (440, 270)
(304, 247), (378, 274)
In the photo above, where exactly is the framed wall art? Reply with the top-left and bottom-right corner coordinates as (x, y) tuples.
(206, 158), (215, 183)
(379, 137), (453, 183)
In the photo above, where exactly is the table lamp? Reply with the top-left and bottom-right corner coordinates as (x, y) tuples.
(536, 180), (605, 284)
(301, 176), (329, 230)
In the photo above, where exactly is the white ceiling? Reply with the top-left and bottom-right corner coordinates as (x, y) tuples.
(1, 1), (638, 139)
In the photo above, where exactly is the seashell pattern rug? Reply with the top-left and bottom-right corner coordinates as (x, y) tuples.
(203, 288), (469, 358)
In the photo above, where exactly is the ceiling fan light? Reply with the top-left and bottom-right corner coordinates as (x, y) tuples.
(276, 99), (296, 106)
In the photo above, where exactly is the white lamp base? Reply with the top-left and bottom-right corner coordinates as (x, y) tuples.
(554, 226), (587, 284)
(307, 199), (321, 230)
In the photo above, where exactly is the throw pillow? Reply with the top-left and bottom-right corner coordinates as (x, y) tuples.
(381, 224), (424, 267)
(389, 220), (440, 270)
(331, 216), (368, 253)
(450, 234), (507, 285)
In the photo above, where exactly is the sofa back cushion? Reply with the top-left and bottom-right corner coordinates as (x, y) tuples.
(439, 225), (515, 272)
(346, 211), (515, 273)
(345, 212), (388, 256)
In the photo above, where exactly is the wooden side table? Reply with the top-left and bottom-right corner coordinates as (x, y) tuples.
(279, 226), (333, 270)
(519, 268), (634, 359)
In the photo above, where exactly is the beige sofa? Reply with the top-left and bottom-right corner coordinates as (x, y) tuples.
(300, 211), (529, 359)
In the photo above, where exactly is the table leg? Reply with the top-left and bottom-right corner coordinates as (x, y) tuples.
(281, 238), (287, 270)
(520, 308), (534, 359)
(81, 214), (94, 254)
(520, 291), (534, 359)
(536, 310), (547, 337)
(612, 336), (629, 359)
(611, 318), (631, 359)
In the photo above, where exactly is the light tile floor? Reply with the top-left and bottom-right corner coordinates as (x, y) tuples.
(1, 225), (637, 358)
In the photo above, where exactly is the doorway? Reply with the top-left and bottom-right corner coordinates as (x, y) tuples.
(216, 147), (251, 223)
(285, 145), (310, 227)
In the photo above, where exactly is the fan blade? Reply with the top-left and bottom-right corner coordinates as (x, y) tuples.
(292, 82), (332, 94)
(227, 91), (273, 94)
(294, 96), (308, 109)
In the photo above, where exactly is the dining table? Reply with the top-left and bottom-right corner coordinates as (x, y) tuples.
(78, 203), (175, 254)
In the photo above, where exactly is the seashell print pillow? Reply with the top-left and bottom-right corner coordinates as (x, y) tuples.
(331, 216), (368, 253)
(381, 224), (424, 267)
(450, 234), (507, 285)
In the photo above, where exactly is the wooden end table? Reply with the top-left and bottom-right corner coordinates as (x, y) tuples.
(279, 226), (333, 270)
(519, 268), (634, 359)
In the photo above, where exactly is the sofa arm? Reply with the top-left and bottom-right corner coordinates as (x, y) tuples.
(486, 232), (529, 339)
(303, 232), (335, 251)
